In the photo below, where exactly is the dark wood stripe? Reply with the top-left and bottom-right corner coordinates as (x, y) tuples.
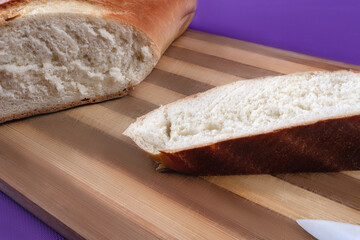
(25, 112), (312, 240)
(276, 173), (360, 211)
(0, 133), (160, 240)
(101, 95), (158, 119)
(184, 30), (360, 71)
(146, 69), (214, 95)
(165, 46), (280, 79)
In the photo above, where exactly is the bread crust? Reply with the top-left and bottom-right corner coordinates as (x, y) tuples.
(0, 0), (197, 56)
(0, 86), (134, 124)
(151, 115), (360, 175)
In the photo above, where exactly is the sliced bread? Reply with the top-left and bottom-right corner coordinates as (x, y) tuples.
(124, 71), (360, 175)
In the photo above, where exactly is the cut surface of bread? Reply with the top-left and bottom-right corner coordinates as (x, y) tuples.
(124, 71), (360, 175)
(0, 0), (196, 123)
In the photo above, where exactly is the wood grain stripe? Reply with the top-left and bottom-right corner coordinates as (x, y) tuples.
(156, 56), (245, 86)
(204, 175), (360, 224)
(165, 46), (279, 79)
(173, 36), (325, 74)
(184, 30), (360, 71)
(101, 95), (158, 119)
(63, 105), (134, 145)
(21, 113), (313, 239)
(343, 171), (360, 181)
(145, 69), (213, 95)
(4, 123), (239, 240)
(129, 82), (185, 106)
(0, 128), (160, 240)
(276, 173), (360, 211)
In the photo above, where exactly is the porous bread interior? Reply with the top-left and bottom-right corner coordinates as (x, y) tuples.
(124, 71), (360, 154)
(0, 1), (157, 120)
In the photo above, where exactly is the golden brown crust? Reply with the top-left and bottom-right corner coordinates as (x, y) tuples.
(0, 0), (197, 56)
(0, 0), (27, 9)
(151, 115), (360, 175)
(0, 86), (133, 124)
(90, 0), (197, 55)
(0, 0), (28, 24)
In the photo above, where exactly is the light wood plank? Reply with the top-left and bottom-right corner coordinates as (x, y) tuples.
(156, 56), (244, 86)
(64, 105), (133, 144)
(173, 36), (325, 74)
(204, 175), (360, 224)
(184, 29), (360, 71)
(130, 82), (185, 106)
(343, 171), (360, 181)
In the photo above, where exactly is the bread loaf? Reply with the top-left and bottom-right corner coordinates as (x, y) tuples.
(0, 0), (196, 123)
(124, 71), (360, 175)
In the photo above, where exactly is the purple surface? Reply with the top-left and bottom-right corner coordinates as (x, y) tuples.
(0, 191), (64, 240)
(190, 0), (360, 65)
(1, 1), (359, 240)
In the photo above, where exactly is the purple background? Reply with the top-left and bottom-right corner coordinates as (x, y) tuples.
(0, 192), (64, 240)
(1, 0), (359, 239)
(190, 0), (360, 65)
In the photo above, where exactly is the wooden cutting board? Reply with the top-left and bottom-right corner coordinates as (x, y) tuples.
(1, 30), (360, 240)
